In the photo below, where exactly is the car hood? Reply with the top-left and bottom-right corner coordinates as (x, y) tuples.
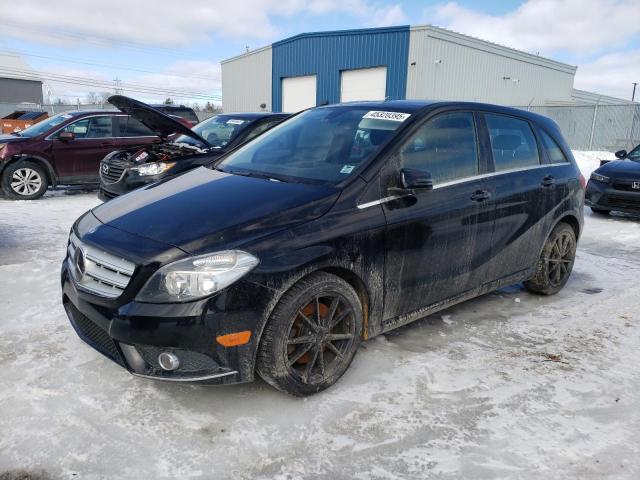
(108, 95), (210, 146)
(598, 159), (640, 179)
(0, 134), (29, 144)
(91, 167), (339, 254)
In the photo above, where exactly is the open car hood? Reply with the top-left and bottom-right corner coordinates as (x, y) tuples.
(108, 95), (210, 146)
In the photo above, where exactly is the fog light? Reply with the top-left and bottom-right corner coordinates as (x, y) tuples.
(158, 352), (180, 371)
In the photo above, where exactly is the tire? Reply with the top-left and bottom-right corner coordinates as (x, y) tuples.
(524, 223), (577, 295)
(590, 207), (610, 215)
(1, 161), (49, 200)
(256, 272), (363, 396)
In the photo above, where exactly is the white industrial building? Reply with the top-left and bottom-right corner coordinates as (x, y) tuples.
(220, 24), (617, 113)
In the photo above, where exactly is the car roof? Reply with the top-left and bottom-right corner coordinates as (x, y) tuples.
(317, 100), (557, 129)
(61, 110), (122, 116)
(218, 112), (291, 119)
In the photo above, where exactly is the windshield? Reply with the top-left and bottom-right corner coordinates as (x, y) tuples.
(16, 112), (75, 138)
(216, 107), (411, 184)
(175, 115), (255, 148)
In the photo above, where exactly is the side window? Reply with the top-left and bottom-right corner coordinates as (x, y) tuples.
(628, 146), (640, 160)
(486, 114), (540, 171)
(243, 120), (280, 143)
(84, 116), (114, 139)
(399, 112), (479, 184)
(539, 129), (569, 163)
(59, 118), (90, 138)
(118, 116), (155, 137)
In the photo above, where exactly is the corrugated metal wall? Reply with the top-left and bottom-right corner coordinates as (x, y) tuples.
(221, 46), (272, 113)
(271, 27), (410, 112)
(406, 26), (576, 106)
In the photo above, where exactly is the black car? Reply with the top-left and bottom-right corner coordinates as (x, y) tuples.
(585, 144), (640, 214)
(149, 103), (199, 127)
(62, 101), (584, 396)
(98, 96), (288, 200)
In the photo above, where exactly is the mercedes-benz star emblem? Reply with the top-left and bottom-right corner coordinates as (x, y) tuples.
(102, 163), (109, 175)
(74, 247), (86, 279)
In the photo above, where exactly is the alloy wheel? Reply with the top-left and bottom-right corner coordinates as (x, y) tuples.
(10, 168), (42, 196)
(285, 294), (356, 385)
(546, 231), (575, 286)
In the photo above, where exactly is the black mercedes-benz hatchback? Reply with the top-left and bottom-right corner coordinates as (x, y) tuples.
(98, 95), (289, 200)
(62, 101), (584, 396)
(585, 144), (640, 215)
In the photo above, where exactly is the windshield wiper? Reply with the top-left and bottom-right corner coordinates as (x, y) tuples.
(222, 168), (291, 183)
(10, 131), (22, 137)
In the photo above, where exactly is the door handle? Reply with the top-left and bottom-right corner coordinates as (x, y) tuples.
(470, 190), (491, 202)
(541, 175), (555, 187)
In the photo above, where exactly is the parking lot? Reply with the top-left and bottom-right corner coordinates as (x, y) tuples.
(1, 156), (639, 479)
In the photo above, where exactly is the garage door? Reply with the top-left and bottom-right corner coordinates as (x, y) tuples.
(340, 67), (387, 102)
(282, 75), (317, 113)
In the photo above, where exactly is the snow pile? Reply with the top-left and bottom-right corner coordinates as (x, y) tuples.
(572, 150), (616, 178)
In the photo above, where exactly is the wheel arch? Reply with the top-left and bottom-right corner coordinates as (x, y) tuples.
(2, 155), (58, 186)
(251, 263), (373, 374)
(554, 212), (581, 240)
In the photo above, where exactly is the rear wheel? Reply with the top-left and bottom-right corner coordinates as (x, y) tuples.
(590, 207), (610, 215)
(1, 161), (49, 200)
(524, 223), (577, 295)
(256, 272), (363, 396)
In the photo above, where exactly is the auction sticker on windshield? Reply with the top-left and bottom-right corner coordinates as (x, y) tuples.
(362, 111), (411, 122)
(227, 119), (245, 125)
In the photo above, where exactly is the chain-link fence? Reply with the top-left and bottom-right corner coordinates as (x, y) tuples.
(2, 101), (639, 152)
(512, 103), (640, 151)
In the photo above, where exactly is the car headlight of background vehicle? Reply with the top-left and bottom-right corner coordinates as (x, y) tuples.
(136, 250), (259, 303)
(590, 172), (610, 183)
(131, 162), (176, 176)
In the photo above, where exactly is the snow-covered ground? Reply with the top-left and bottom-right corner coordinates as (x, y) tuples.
(1, 152), (639, 479)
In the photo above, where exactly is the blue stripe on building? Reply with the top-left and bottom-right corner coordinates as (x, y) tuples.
(271, 26), (410, 112)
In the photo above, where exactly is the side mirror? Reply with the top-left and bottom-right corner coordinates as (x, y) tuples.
(401, 168), (433, 190)
(615, 149), (627, 159)
(59, 131), (75, 142)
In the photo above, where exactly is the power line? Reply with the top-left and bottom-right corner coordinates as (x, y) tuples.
(0, 49), (218, 82)
(0, 66), (222, 100)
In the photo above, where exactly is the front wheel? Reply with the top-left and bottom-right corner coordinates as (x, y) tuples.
(256, 272), (363, 396)
(1, 161), (49, 200)
(524, 223), (577, 295)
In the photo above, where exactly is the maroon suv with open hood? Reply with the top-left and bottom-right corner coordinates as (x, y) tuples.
(0, 110), (162, 200)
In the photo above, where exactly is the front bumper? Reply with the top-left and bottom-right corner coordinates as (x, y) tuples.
(61, 260), (263, 385)
(585, 179), (640, 213)
(99, 169), (165, 200)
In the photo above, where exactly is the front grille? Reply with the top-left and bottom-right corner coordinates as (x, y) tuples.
(100, 158), (130, 184)
(68, 232), (136, 298)
(99, 187), (118, 200)
(604, 194), (640, 209)
(66, 302), (124, 366)
(612, 181), (640, 192)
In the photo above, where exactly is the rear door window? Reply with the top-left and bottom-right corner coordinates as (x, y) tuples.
(485, 114), (540, 171)
(117, 116), (155, 137)
(539, 129), (569, 163)
(399, 112), (479, 185)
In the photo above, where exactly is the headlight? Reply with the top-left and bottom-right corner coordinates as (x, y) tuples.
(590, 172), (610, 183)
(136, 250), (259, 303)
(131, 162), (176, 176)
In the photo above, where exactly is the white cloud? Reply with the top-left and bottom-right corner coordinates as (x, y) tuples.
(428, 0), (640, 56)
(370, 5), (407, 27)
(0, 0), (405, 48)
(574, 50), (640, 100)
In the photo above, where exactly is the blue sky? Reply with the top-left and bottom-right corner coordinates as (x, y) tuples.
(0, 0), (638, 105)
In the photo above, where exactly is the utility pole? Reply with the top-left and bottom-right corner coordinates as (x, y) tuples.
(633, 82), (638, 102)
(113, 78), (123, 95)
